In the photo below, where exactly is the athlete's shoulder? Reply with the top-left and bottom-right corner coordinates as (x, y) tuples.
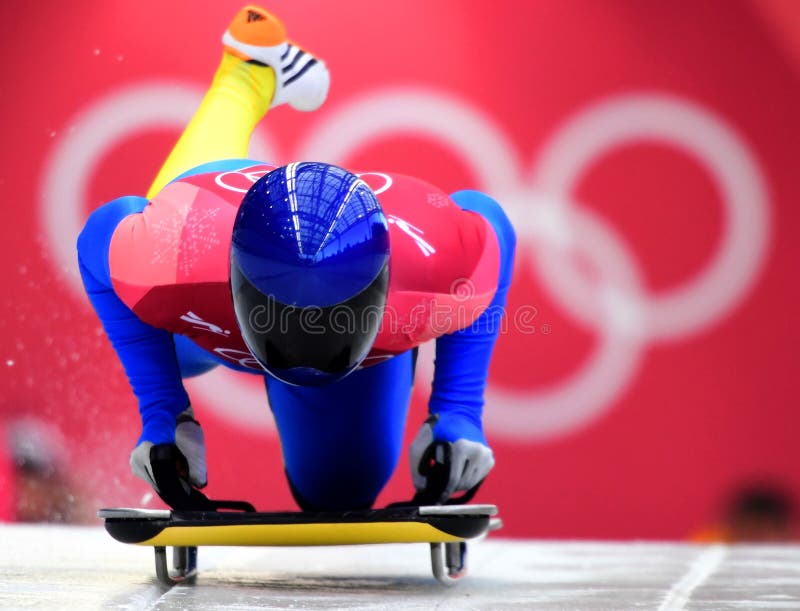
(357, 171), (453, 211)
(107, 160), (280, 308)
(370, 171), (499, 298)
(357, 171), (490, 257)
(365, 171), (502, 351)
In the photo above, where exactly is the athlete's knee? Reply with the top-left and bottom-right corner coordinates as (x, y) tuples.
(285, 466), (389, 512)
(281, 435), (399, 511)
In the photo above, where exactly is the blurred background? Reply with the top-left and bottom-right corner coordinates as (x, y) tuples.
(0, 0), (798, 540)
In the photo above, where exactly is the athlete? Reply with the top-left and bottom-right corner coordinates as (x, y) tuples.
(77, 5), (516, 511)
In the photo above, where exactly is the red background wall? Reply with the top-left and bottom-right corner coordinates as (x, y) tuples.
(1, 0), (799, 538)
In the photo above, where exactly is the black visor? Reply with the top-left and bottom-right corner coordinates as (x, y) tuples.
(231, 261), (389, 385)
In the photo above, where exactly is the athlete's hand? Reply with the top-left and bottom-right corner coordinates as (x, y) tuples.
(130, 407), (208, 491)
(174, 407), (207, 488)
(409, 413), (495, 503)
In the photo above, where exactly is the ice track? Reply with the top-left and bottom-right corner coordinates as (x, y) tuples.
(2, 523), (800, 609)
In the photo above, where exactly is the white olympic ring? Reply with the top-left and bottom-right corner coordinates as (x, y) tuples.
(355, 172), (393, 195)
(533, 93), (771, 342)
(215, 169), (272, 193)
(40, 84), (770, 441)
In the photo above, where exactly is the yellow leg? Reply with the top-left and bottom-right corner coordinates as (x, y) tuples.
(146, 53), (276, 199)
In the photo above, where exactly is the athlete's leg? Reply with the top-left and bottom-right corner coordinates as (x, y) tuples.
(265, 351), (415, 511)
(146, 31), (277, 197)
(146, 53), (275, 198)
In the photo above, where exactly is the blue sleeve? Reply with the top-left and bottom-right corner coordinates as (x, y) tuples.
(76, 196), (190, 446)
(427, 190), (516, 445)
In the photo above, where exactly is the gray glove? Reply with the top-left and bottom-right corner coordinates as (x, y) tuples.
(130, 407), (207, 491)
(409, 418), (495, 503)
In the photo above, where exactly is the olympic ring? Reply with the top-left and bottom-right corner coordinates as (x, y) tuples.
(533, 93), (770, 342)
(39, 84), (771, 441)
(215, 168), (272, 193)
(355, 172), (393, 195)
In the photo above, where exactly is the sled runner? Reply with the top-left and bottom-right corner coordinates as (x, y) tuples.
(98, 503), (500, 586)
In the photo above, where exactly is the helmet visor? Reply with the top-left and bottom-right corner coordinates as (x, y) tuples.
(231, 258), (389, 385)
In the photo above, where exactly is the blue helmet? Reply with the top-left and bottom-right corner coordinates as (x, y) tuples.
(230, 162), (390, 386)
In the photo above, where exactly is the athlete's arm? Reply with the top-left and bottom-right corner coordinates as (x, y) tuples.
(77, 197), (190, 447)
(411, 190), (516, 500)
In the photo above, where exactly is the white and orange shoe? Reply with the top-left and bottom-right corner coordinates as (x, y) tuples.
(222, 5), (330, 112)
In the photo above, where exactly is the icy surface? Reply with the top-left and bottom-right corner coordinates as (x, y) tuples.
(1, 523), (800, 610)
